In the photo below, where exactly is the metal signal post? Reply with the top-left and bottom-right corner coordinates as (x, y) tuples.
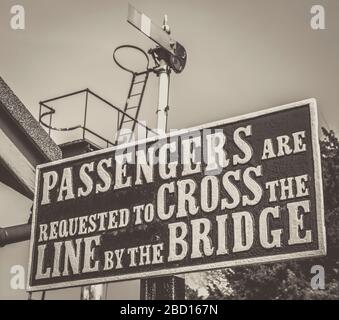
(126, 4), (187, 299)
(140, 55), (185, 299)
(156, 59), (170, 133)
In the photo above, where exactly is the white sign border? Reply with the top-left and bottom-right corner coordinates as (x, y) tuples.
(27, 98), (326, 292)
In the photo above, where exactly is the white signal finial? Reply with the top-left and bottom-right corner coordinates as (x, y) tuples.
(162, 14), (171, 35)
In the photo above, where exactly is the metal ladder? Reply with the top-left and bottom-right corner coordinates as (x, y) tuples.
(113, 45), (155, 144)
(116, 71), (149, 143)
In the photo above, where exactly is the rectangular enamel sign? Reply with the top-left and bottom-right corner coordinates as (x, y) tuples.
(27, 99), (326, 291)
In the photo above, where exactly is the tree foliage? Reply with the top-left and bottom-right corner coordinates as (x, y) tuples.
(189, 128), (339, 300)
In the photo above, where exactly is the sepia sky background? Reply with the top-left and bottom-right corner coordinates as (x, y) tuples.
(0, 0), (339, 299)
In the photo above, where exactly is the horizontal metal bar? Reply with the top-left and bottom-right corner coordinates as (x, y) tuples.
(0, 224), (31, 247)
(133, 80), (146, 85)
(40, 89), (88, 104)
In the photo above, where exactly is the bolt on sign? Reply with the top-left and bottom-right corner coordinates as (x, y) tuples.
(27, 99), (326, 291)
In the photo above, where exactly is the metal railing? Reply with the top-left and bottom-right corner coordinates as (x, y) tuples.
(39, 88), (156, 148)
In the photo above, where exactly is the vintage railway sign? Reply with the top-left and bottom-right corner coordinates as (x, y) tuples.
(27, 99), (326, 291)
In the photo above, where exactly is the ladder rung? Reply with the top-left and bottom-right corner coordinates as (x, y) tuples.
(122, 119), (134, 123)
(133, 80), (146, 85)
(126, 106), (139, 110)
(129, 93), (142, 97)
(118, 132), (132, 136)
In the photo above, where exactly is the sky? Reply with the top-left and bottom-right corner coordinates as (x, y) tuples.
(0, 0), (338, 299)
